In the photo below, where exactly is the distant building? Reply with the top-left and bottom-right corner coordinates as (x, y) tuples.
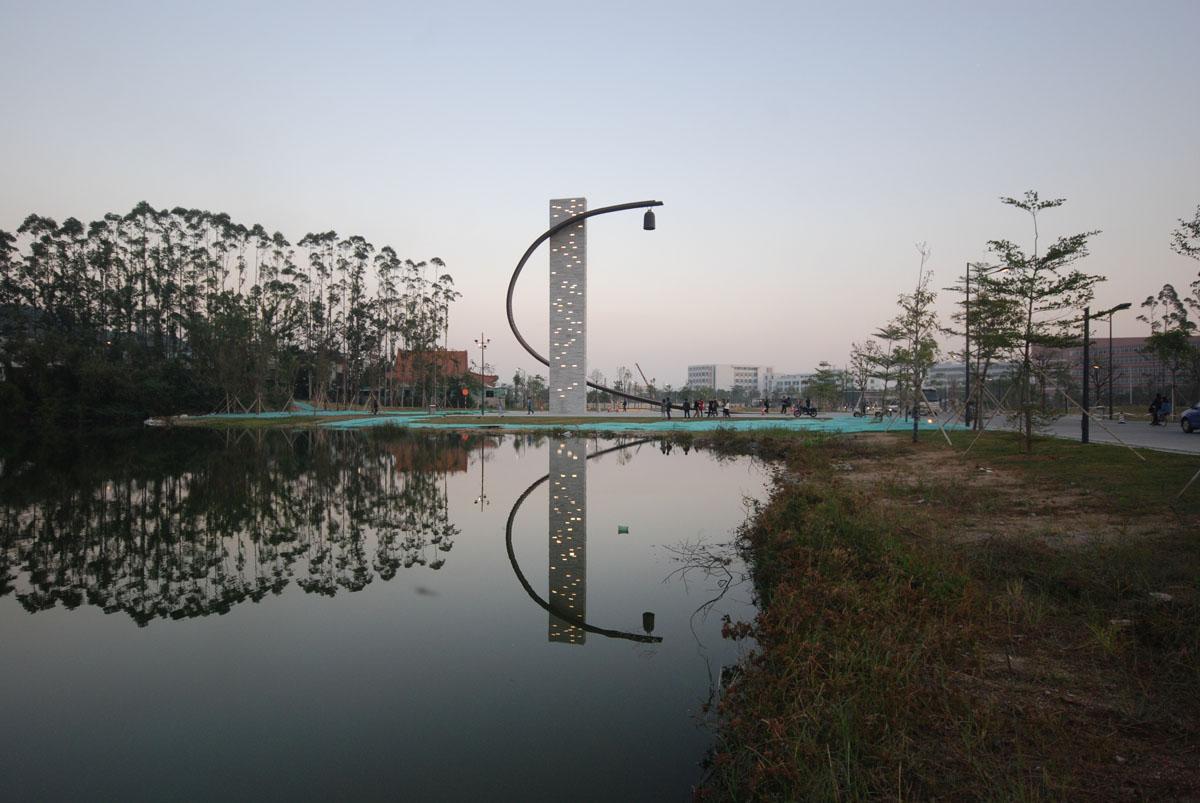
(393, 349), (497, 387)
(686, 364), (774, 395)
(770, 373), (813, 395)
(926, 360), (1015, 390)
(1037, 336), (1200, 403)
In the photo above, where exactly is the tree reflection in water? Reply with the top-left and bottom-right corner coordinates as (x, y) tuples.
(0, 428), (484, 625)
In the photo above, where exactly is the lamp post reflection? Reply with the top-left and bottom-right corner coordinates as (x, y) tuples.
(474, 438), (489, 511)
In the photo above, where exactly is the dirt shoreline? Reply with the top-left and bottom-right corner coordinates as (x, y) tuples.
(694, 429), (1199, 801)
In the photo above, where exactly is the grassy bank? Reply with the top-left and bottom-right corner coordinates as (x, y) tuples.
(698, 431), (1199, 801)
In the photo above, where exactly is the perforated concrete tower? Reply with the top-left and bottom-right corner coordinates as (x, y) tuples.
(548, 437), (586, 644)
(549, 198), (587, 415)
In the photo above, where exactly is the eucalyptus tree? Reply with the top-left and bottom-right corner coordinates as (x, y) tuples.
(1, 203), (457, 421)
(975, 192), (1103, 452)
(428, 264), (460, 405)
(1171, 204), (1200, 262)
(1138, 284), (1197, 408)
(373, 246), (403, 403)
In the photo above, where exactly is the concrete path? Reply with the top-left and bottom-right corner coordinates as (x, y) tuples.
(1037, 415), (1200, 455)
(951, 411), (1200, 456)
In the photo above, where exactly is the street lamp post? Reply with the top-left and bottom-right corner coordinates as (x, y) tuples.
(1095, 302), (1132, 419)
(964, 261), (972, 424)
(474, 439), (488, 511)
(474, 332), (490, 416)
(1082, 302), (1132, 442)
(1083, 307), (1091, 443)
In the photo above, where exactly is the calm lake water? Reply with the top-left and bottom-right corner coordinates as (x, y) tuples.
(0, 428), (766, 802)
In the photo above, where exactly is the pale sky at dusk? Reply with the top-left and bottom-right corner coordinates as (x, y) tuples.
(2, 0), (1198, 387)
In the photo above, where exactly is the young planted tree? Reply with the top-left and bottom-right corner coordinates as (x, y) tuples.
(888, 244), (940, 442)
(848, 340), (880, 413)
(808, 361), (842, 409)
(975, 192), (1103, 452)
(870, 322), (904, 413)
(945, 268), (1023, 428)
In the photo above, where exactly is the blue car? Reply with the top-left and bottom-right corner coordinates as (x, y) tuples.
(1183, 403), (1200, 434)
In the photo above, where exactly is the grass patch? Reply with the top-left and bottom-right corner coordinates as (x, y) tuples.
(701, 430), (1200, 801)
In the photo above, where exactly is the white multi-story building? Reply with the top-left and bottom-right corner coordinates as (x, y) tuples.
(770, 373), (812, 395)
(925, 360), (1017, 397)
(686, 364), (774, 395)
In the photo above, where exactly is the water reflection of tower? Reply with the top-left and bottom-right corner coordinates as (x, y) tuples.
(548, 437), (586, 644)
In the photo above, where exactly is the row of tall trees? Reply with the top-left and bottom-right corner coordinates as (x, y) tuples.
(0, 202), (459, 423)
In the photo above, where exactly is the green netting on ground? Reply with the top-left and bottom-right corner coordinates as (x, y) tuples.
(191, 406), (465, 420)
(320, 414), (965, 433)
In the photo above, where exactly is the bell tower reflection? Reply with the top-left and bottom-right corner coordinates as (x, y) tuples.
(548, 438), (586, 644)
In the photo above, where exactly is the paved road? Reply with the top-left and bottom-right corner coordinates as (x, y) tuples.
(967, 412), (1200, 455)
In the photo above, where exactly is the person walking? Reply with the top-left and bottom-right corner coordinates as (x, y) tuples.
(662, 397), (671, 419)
(683, 398), (691, 419)
(1150, 394), (1162, 426)
(622, 398), (627, 413)
(527, 396), (534, 414)
(694, 399), (702, 419)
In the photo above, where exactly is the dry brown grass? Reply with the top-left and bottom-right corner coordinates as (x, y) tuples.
(701, 431), (1200, 802)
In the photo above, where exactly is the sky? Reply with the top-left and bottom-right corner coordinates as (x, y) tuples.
(2, 0), (1198, 387)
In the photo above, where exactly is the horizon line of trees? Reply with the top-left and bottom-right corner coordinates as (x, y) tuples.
(0, 202), (460, 424)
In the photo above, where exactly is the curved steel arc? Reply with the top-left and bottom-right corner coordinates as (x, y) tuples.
(506, 200), (678, 409)
(505, 438), (662, 644)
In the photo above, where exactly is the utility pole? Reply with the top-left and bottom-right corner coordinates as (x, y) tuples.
(1082, 307), (1090, 444)
(474, 332), (490, 416)
(964, 261), (971, 426)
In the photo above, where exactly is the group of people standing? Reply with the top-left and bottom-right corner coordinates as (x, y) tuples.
(1149, 394), (1173, 425)
(761, 397), (812, 415)
(661, 398), (730, 419)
